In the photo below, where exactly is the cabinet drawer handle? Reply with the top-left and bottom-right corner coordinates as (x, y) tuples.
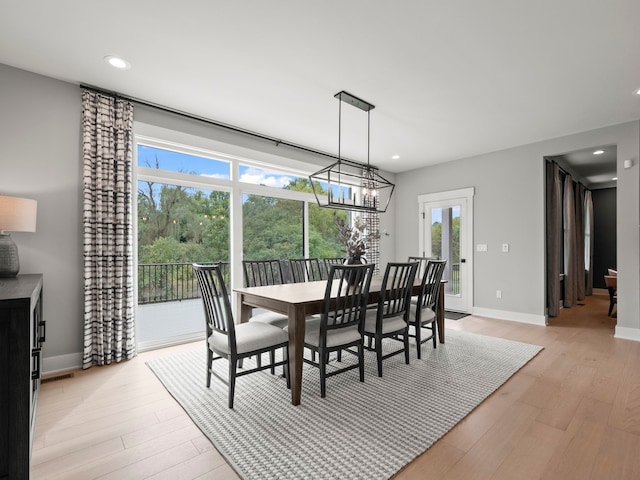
(39, 320), (46, 343)
(31, 348), (42, 380)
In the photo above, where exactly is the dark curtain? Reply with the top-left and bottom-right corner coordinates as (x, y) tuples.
(574, 183), (585, 300)
(563, 175), (577, 307)
(584, 191), (594, 295)
(546, 162), (562, 317)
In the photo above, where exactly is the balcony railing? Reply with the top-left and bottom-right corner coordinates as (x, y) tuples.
(447, 263), (460, 295)
(138, 260), (460, 304)
(138, 262), (230, 304)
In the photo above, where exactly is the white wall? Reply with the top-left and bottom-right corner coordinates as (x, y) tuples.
(394, 121), (640, 336)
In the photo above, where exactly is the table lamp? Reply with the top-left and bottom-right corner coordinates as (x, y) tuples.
(0, 195), (38, 277)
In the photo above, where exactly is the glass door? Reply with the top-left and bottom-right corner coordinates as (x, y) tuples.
(419, 189), (473, 313)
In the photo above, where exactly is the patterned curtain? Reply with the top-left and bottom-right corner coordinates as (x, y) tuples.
(362, 169), (380, 275)
(82, 90), (136, 368)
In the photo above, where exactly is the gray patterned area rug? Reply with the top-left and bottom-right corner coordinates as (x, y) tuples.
(146, 329), (542, 480)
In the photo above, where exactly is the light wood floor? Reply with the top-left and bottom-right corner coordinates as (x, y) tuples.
(32, 293), (640, 479)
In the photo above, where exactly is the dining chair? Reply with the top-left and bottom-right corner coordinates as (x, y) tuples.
(289, 258), (324, 283)
(363, 262), (418, 377)
(408, 255), (438, 279)
(292, 263), (374, 397)
(193, 263), (290, 408)
(408, 260), (447, 358)
(243, 259), (286, 286)
(322, 257), (346, 279)
(242, 259), (289, 328)
(604, 274), (617, 316)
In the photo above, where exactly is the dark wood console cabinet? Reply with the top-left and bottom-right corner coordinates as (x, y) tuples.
(0, 274), (44, 479)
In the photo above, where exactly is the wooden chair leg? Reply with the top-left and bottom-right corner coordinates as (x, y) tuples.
(358, 343), (365, 382)
(206, 349), (213, 387)
(283, 347), (290, 388)
(320, 349), (327, 398)
(269, 350), (275, 375)
(403, 330), (410, 365)
(432, 321), (437, 348)
(415, 321), (422, 359)
(376, 335), (383, 377)
(228, 357), (237, 409)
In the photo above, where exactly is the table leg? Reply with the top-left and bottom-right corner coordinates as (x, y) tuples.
(235, 293), (252, 324)
(287, 304), (306, 405)
(436, 282), (445, 343)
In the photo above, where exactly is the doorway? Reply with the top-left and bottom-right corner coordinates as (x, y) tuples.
(418, 188), (474, 313)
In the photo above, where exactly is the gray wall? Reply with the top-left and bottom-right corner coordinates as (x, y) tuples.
(394, 121), (640, 337)
(592, 188), (617, 288)
(0, 64), (84, 370)
(2, 61), (639, 372)
(0, 64), (395, 371)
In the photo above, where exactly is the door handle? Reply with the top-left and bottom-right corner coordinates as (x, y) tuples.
(460, 259), (466, 263)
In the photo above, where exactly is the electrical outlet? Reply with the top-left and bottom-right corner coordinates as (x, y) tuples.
(477, 244), (487, 252)
(496, 290), (502, 299)
(501, 243), (509, 253)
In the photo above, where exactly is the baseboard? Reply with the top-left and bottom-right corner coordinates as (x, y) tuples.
(614, 326), (640, 342)
(471, 307), (547, 326)
(43, 352), (83, 375)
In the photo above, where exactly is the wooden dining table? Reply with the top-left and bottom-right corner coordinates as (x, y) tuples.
(234, 276), (446, 405)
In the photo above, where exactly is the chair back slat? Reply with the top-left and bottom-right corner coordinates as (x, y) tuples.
(289, 258), (323, 283)
(322, 264), (374, 339)
(417, 260), (447, 311)
(408, 256), (438, 278)
(243, 259), (285, 287)
(379, 262), (419, 319)
(322, 257), (346, 280)
(193, 263), (235, 343)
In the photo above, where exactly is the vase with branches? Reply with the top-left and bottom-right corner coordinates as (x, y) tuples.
(335, 214), (368, 263)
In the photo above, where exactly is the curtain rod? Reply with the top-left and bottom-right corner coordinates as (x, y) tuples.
(80, 83), (346, 163)
(546, 159), (588, 189)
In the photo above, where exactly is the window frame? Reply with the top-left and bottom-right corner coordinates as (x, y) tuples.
(133, 132), (331, 297)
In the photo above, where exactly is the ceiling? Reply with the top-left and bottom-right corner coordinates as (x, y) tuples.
(1, 1), (639, 175)
(548, 145), (618, 190)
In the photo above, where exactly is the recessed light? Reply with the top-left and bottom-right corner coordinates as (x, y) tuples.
(104, 55), (131, 70)
(612, 177), (618, 181)
(391, 155), (400, 160)
(634, 88), (640, 96)
(593, 150), (604, 155)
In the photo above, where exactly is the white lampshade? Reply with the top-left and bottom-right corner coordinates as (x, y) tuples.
(0, 195), (37, 233)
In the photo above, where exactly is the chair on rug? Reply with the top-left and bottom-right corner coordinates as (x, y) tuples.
(322, 257), (346, 279)
(408, 260), (447, 358)
(291, 263), (373, 397)
(289, 258), (324, 283)
(604, 274), (617, 317)
(242, 259), (289, 328)
(363, 262), (418, 377)
(193, 263), (289, 408)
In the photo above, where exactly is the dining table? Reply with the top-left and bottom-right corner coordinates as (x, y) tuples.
(234, 276), (446, 405)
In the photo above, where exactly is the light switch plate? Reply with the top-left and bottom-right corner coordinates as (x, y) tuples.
(477, 244), (488, 252)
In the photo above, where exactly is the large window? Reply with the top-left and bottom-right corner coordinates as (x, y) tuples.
(242, 194), (304, 260)
(134, 138), (348, 350)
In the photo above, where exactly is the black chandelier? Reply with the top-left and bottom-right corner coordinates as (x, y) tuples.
(309, 91), (395, 213)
